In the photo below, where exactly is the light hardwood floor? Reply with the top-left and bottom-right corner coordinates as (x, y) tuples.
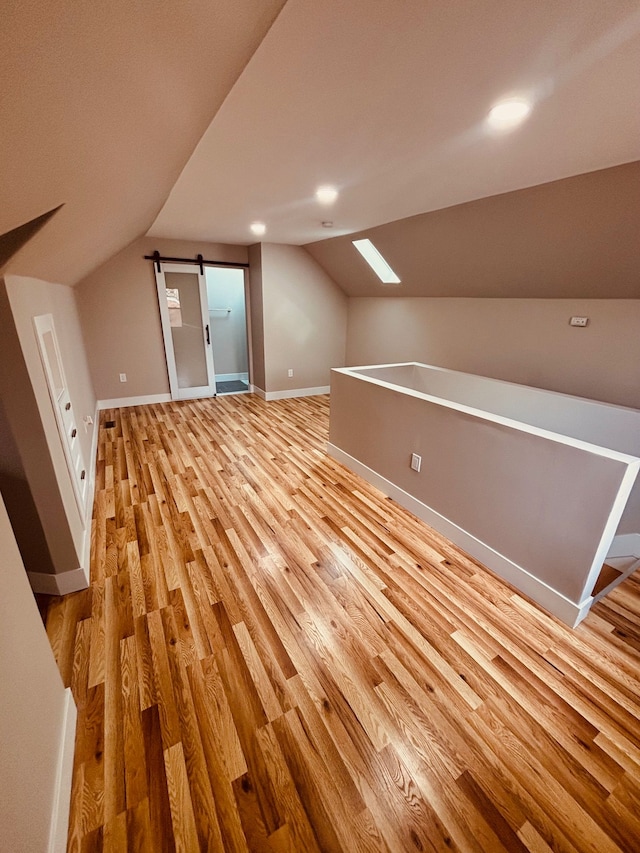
(45, 394), (640, 852)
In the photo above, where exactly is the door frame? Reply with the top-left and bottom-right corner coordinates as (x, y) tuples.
(154, 262), (217, 400)
(33, 313), (88, 520)
(204, 265), (252, 393)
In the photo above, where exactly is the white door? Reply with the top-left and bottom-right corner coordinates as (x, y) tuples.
(155, 262), (217, 400)
(33, 314), (88, 519)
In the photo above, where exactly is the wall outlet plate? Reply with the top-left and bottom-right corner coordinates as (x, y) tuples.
(570, 316), (589, 327)
(410, 453), (422, 472)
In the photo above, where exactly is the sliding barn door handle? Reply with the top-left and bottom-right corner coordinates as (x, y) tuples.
(206, 324), (210, 345)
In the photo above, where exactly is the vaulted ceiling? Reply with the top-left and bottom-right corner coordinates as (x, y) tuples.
(150, 0), (640, 247)
(305, 161), (640, 298)
(0, 0), (286, 284)
(2, 0), (639, 287)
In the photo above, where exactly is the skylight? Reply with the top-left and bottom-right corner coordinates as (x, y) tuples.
(352, 239), (400, 284)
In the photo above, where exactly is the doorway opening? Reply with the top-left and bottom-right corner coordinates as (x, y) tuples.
(205, 267), (249, 395)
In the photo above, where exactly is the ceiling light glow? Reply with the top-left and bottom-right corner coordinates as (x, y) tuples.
(352, 239), (400, 284)
(487, 98), (532, 131)
(316, 185), (338, 205)
(250, 221), (266, 236)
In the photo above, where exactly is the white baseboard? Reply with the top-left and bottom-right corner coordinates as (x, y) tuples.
(607, 533), (640, 559)
(253, 385), (330, 401)
(28, 566), (89, 596)
(80, 530), (92, 587)
(97, 392), (171, 410)
(327, 443), (591, 628)
(215, 372), (249, 383)
(28, 405), (95, 596)
(48, 688), (77, 853)
(78, 403), (100, 583)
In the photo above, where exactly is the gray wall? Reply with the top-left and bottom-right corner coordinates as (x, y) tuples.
(329, 369), (636, 618)
(0, 275), (96, 576)
(0, 492), (70, 850)
(346, 297), (640, 410)
(259, 243), (347, 393)
(76, 236), (249, 401)
(306, 162), (640, 299)
(0, 397), (55, 575)
(6, 275), (96, 468)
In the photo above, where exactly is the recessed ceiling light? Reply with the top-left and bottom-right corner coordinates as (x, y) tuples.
(352, 239), (400, 284)
(487, 98), (532, 131)
(250, 222), (266, 236)
(321, 221), (333, 228)
(316, 185), (338, 205)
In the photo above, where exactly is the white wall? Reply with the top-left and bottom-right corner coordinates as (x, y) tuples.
(346, 298), (640, 410)
(0, 492), (74, 851)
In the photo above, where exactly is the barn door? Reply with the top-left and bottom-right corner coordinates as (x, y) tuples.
(154, 262), (217, 400)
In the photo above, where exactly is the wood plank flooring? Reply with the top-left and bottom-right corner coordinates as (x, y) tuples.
(45, 394), (640, 852)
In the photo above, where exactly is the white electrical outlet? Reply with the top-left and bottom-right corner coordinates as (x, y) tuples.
(119, 373), (127, 382)
(410, 453), (422, 472)
(287, 368), (294, 378)
(569, 316), (589, 327)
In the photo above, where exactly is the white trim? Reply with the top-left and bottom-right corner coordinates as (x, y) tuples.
(577, 463), (640, 602)
(215, 372), (249, 383)
(28, 567), (89, 596)
(333, 365), (640, 465)
(33, 314), (89, 520)
(265, 385), (331, 401)
(89, 403), (100, 469)
(77, 402), (100, 584)
(155, 262), (217, 400)
(48, 688), (77, 853)
(77, 524), (91, 590)
(234, 384), (329, 401)
(327, 442), (591, 627)
(97, 393), (172, 410)
(337, 362), (640, 416)
(606, 532), (640, 559)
